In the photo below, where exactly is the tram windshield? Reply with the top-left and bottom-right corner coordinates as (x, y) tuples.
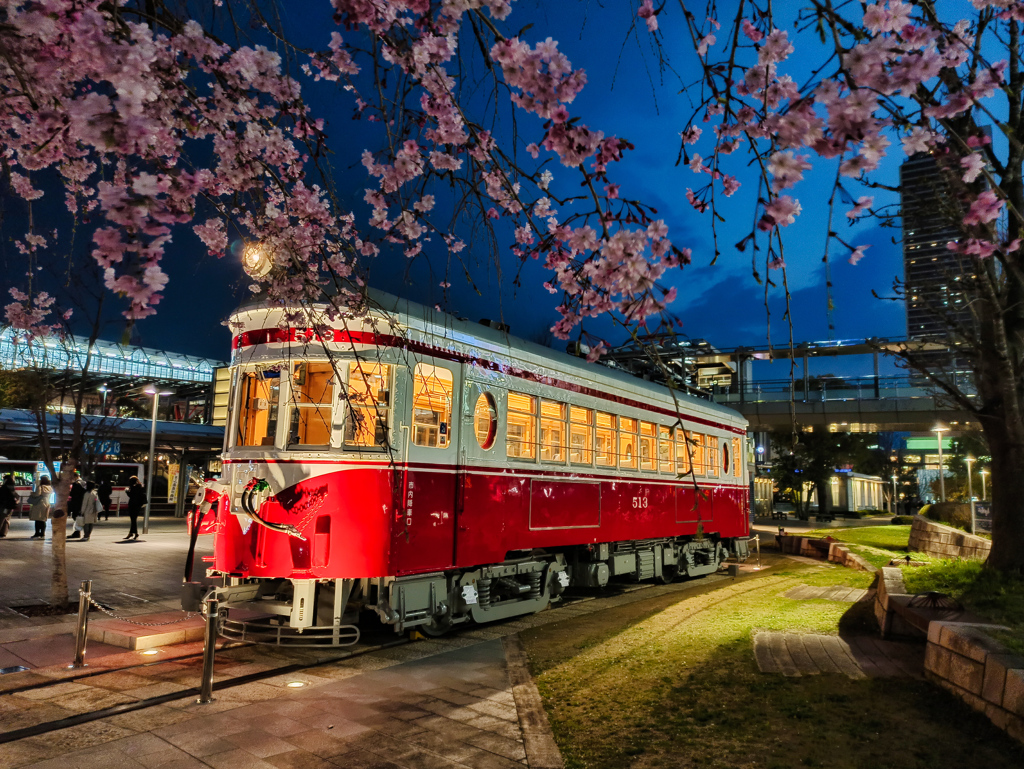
(233, 361), (392, 451)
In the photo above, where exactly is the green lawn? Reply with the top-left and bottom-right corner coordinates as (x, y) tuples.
(522, 563), (1024, 769)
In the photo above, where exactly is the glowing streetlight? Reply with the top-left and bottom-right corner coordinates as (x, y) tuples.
(891, 474), (898, 514)
(933, 425), (949, 502)
(98, 383), (109, 415)
(980, 468), (988, 501)
(143, 386), (173, 535)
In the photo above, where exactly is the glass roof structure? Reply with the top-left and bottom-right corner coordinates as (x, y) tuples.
(0, 327), (226, 384)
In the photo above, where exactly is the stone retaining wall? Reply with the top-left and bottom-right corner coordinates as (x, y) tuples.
(775, 534), (875, 572)
(874, 567), (1024, 744)
(908, 515), (991, 560)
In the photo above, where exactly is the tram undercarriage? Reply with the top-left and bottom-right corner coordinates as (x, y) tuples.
(183, 535), (750, 646)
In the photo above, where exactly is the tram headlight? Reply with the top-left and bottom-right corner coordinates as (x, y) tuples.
(242, 242), (273, 278)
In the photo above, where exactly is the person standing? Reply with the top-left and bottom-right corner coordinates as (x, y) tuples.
(68, 471), (86, 539)
(80, 481), (102, 541)
(0, 475), (19, 538)
(27, 476), (53, 539)
(125, 475), (146, 541)
(98, 478), (113, 521)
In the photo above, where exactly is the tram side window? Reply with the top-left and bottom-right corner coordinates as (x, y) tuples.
(412, 364), (454, 448)
(706, 437), (720, 478)
(236, 370), (280, 447)
(569, 406), (593, 465)
(595, 412), (616, 467)
(540, 400), (566, 463)
(658, 426), (674, 474)
(691, 433), (706, 475)
(639, 422), (656, 472)
(619, 417), (637, 470)
(288, 362), (335, 447)
(733, 438), (743, 477)
(675, 429), (692, 475)
(343, 362), (391, 450)
(506, 392), (537, 460)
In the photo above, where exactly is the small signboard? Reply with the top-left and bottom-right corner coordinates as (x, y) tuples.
(974, 502), (992, 534)
(85, 439), (120, 456)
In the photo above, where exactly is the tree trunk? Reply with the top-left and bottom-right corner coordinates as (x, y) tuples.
(815, 480), (831, 518)
(982, 419), (1024, 574)
(50, 468), (71, 606)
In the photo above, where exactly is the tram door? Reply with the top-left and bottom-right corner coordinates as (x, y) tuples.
(453, 374), (501, 567)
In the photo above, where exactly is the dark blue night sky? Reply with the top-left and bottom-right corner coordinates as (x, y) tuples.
(3, 2), (908, 376)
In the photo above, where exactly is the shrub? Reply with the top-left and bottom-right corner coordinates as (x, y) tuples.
(891, 515), (915, 525)
(923, 502), (972, 531)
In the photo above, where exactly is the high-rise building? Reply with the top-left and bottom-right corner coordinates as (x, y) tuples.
(900, 154), (972, 341)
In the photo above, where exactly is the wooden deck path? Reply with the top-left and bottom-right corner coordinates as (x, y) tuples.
(783, 584), (872, 602)
(753, 632), (925, 679)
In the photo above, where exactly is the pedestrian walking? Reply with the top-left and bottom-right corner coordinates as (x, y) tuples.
(67, 471), (86, 539)
(98, 478), (113, 521)
(79, 481), (102, 541)
(125, 475), (146, 540)
(0, 475), (19, 538)
(27, 476), (53, 538)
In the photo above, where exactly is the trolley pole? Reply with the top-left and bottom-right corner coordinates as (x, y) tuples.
(197, 597), (219, 704)
(69, 580), (92, 669)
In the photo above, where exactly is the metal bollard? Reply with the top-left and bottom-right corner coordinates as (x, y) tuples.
(69, 580), (92, 669)
(755, 534), (761, 570)
(197, 597), (219, 704)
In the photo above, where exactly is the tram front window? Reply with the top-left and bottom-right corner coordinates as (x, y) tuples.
(236, 370), (280, 447)
(343, 362), (391, 450)
(288, 362), (336, 448)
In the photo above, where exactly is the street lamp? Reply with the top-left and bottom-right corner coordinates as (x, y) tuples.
(933, 424), (949, 502)
(965, 456), (976, 534)
(891, 474), (898, 514)
(980, 468), (988, 501)
(143, 386), (173, 535)
(98, 384), (109, 415)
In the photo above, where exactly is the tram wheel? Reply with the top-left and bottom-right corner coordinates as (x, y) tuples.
(657, 564), (679, 584)
(419, 613), (454, 637)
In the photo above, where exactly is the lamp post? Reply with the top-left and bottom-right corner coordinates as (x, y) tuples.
(965, 456), (976, 534)
(891, 474), (898, 514)
(933, 425), (948, 502)
(98, 384), (109, 416)
(143, 386), (173, 535)
(980, 468), (988, 501)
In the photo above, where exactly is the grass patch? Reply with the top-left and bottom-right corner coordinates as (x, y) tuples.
(903, 560), (1024, 655)
(801, 525), (936, 569)
(522, 564), (1024, 769)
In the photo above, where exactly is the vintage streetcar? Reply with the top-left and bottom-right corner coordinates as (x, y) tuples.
(183, 292), (751, 644)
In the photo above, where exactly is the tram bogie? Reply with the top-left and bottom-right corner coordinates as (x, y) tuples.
(185, 292), (752, 644)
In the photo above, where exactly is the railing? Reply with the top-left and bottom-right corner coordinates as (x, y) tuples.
(709, 374), (976, 404)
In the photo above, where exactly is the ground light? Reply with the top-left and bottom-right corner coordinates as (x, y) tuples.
(286, 681), (306, 688)
(140, 649), (160, 656)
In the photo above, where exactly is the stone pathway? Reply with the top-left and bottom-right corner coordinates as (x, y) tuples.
(783, 584), (872, 602)
(753, 631), (925, 679)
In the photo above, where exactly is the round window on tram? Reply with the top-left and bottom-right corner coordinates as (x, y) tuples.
(473, 392), (497, 450)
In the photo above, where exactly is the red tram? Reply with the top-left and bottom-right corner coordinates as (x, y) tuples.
(185, 292), (751, 644)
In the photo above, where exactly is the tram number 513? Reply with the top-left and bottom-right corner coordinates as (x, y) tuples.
(632, 496), (649, 509)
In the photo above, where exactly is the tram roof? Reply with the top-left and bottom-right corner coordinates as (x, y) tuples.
(234, 290), (747, 429)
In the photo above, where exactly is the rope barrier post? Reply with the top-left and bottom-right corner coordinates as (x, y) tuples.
(69, 580), (92, 669)
(197, 597), (219, 704)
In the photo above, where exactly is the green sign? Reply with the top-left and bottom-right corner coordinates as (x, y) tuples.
(905, 437), (952, 450)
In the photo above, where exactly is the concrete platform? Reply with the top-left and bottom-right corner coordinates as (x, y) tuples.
(87, 611), (208, 650)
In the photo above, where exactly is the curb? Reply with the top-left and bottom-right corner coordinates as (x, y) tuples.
(503, 634), (565, 769)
